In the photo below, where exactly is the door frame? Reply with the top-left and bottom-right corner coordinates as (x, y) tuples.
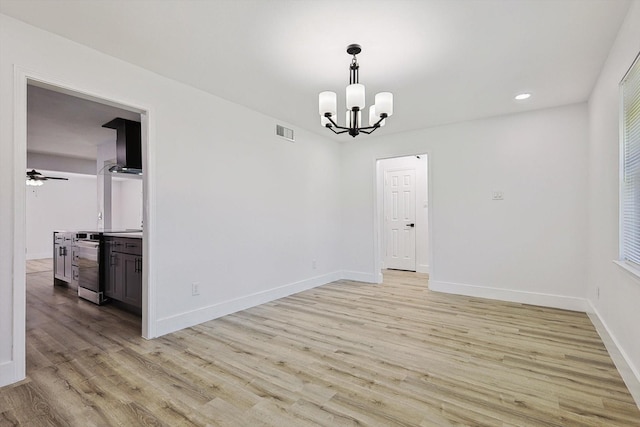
(12, 66), (156, 382)
(374, 153), (433, 282)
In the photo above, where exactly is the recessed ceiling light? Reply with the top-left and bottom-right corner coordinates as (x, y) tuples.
(515, 93), (531, 100)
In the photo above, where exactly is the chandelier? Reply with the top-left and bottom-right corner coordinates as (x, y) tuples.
(319, 44), (393, 137)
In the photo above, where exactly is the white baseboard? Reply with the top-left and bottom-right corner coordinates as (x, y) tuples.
(341, 270), (381, 283)
(429, 280), (589, 312)
(155, 271), (343, 337)
(587, 301), (640, 409)
(0, 360), (22, 388)
(417, 264), (430, 274)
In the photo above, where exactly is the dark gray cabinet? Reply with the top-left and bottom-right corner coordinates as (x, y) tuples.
(120, 253), (142, 307)
(53, 232), (74, 285)
(104, 236), (142, 309)
(103, 238), (120, 300)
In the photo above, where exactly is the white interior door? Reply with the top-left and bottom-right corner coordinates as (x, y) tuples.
(384, 168), (416, 271)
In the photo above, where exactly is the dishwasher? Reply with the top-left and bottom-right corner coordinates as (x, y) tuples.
(73, 233), (105, 304)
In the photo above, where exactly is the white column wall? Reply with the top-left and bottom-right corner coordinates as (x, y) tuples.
(112, 178), (143, 231)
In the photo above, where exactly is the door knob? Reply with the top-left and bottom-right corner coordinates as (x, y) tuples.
(407, 223), (415, 228)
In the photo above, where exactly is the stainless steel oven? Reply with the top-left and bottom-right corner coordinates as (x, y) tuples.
(73, 233), (105, 304)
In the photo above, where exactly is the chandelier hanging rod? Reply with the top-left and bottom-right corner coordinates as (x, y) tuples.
(319, 44), (393, 138)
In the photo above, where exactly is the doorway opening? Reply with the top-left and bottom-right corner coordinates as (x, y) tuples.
(14, 73), (153, 382)
(376, 154), (429, 278)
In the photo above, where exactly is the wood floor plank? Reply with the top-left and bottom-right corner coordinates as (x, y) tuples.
(1, 259), (639, 426)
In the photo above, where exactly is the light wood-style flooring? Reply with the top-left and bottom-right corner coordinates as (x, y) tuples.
(1, 261), (638, 426)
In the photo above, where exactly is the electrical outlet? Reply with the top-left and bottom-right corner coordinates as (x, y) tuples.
(312, 259), (317, 269)
(492, 190), (504, 201)
(192, 282), (200, 296)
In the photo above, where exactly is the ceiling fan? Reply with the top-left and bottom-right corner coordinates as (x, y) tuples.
(26, 169), (69, 186)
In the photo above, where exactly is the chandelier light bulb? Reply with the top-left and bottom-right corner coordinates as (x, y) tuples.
(375, 92), (393, 117)
(346, 84), (365, 110)
(346, 110), (362, 128)
(319, 91), (337, 116)
(369, 106), (386, 127)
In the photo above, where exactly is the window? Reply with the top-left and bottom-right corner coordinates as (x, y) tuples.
(621, 52), (640, 268)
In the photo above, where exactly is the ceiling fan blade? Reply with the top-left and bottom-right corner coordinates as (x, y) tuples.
(26, 169), (69, 181)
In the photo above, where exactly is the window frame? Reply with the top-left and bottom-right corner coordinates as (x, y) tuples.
(618, 51), (640, 278)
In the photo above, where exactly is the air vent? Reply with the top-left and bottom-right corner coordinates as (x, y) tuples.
(276, 124), (294, 142)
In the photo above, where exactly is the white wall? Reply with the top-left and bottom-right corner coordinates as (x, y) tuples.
(112, 178), (143, 230)
(0, 14), (342, 386)
(341, 103), (589, 310)
(25, 173), (97, 259)
(377, 155), (429, 274)
(25, 173), (142, 259)
(587, 0), (640, 395)
(27, 152), (96, 175)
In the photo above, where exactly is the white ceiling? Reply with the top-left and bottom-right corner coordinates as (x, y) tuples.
(27, 85), (139, 160)
(2, 0), (632, 140)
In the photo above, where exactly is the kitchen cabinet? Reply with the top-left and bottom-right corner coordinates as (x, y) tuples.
(120, 253), (142, 307)
(104, 236), (142, 310)
(103, 238), (120, 300)
(53, 232), (75, 285)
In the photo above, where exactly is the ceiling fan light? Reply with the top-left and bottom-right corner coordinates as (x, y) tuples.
(346, 84), (365, 109)
(375, 92), (393, 116)
(318, 91), (337, 116)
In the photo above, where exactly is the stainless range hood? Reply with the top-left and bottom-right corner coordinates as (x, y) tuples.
(102, 118), (142, 175)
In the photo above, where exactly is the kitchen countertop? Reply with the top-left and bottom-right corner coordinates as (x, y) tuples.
(103, 232), (143, 238)
(54, 229), (142, 234)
